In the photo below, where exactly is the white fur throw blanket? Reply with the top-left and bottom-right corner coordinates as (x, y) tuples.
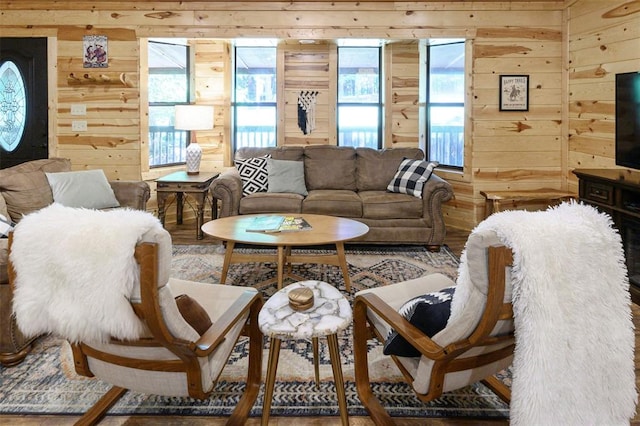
(11, 204), (163, 344)
(457, 202), (637, 425)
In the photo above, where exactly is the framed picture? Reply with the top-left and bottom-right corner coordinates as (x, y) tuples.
(499, 75), (529, 111)
(83, 35), (108, 68)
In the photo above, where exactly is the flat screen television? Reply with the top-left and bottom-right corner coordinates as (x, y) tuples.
(616, 71), (640, 170)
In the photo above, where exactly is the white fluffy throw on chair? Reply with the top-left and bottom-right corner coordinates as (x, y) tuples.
(461, 202), (636, 425)
(11, 204), (163, 344)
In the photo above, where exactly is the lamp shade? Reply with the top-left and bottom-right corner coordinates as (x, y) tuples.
(174, 105), (213, 175)
(174, 105), (214, 131)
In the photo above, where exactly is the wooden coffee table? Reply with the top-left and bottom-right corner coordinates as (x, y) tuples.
(201, 214), (369, 291)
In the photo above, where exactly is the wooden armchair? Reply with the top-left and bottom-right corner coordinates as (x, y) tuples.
(8, 207), (263, 425)
(353, 228), (514, 425)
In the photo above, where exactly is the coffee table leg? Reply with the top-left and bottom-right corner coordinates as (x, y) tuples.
(262, 337), (281, 426)
(312, 337), (320, 389)
(335, 242), (351, 292)
(277, 245), (285, 289)
(286, 246), (293, 274)
(327, 333), (349, 426)
(220, 241), (235, 284)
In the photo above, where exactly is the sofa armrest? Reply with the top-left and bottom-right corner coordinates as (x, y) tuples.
(421, 173), (454, 244)
(109, 181), (151, 211)
(210, 168), (242, 218)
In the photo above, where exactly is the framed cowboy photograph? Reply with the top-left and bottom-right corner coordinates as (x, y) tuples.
(499, 75), (529, 111)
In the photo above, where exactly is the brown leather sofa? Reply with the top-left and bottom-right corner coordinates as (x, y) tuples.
(210, 146), (454, 248)
(0, 158), (150, 366)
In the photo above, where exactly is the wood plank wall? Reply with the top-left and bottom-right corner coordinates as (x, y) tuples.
(566, 0), (640, 193)
(1, 1), (637, 230)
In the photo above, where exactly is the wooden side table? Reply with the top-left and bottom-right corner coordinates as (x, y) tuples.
(480, 189), (575, 219)
(258, 280), (352, 426)
(155, 171), (219, 239)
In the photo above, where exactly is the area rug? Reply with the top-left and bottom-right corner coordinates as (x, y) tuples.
(0, 244), (510, 419)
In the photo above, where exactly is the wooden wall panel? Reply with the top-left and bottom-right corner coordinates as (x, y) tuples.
(467, 24), (565, 230)
(389, 42), (420, 149)
(3, 1), (636, 231)
(193, 40), (228, 173)
(55, 27), (140, 180)
(567, 0), (640, 188)
(282, 44), (331, 145)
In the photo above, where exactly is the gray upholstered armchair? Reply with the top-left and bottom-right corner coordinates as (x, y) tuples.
(0, 158), (150, 366)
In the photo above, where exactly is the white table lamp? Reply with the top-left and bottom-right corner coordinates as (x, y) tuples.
(174, 105), (214, 175)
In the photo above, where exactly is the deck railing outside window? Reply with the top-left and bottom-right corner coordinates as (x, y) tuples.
(149, 126), (187, 167)
(150, 125), (463, 167)
(430, 125), (463, 167)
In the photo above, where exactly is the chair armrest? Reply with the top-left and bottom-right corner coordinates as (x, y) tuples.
(109, 181), (151, 211)
(209, 168), (242, 218)
(192, 290), (263, 356)
(354, 292), (447, 359)
(420, 173), (454, 245)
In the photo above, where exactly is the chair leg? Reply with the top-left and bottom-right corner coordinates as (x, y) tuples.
(227, 296), (264, 426)
(481, 375), (511, 404)
(75, 385), (127, 426)
(352, 298), (395, 426)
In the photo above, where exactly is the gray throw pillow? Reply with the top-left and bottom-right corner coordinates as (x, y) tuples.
(45, 169), (120, 209)
(267, 159), (308, 196)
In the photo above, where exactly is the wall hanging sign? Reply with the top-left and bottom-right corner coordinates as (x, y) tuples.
(83, 35), (108, 68)
(499, 75), (529, 111)
(298, 91), (318, 135)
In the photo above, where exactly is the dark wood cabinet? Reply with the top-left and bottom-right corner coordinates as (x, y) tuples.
(573, 168), (640, 304)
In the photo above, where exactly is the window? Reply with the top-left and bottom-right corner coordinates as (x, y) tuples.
(148, 40), (190, 168)
(426, 40), (465, 168)
(337, 46), (382, 148)
(234, 45), (277, 149)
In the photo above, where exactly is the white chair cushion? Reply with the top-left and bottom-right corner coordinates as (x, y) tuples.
(88, 279), (257, 397)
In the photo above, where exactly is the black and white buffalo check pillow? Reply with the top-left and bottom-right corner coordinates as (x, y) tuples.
(383, 286), (455, 357)
(387, 158), (439, 198)
(235, 156), (270, 196)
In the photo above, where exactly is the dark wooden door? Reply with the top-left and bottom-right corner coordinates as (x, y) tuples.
(0, 37), (48, 169)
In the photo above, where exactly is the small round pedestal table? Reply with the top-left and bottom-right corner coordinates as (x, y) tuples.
(258, 280), (352, 426)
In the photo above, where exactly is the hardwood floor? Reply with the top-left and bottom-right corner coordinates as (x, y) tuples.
(2, 224), (637, 425)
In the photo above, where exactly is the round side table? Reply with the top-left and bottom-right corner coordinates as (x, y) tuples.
(258, 280), (352, 426)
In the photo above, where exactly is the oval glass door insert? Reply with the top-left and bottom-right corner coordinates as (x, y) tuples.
(0, 61), (27, 152)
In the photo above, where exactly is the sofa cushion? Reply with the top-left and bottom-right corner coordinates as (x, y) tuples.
(387, 159), (438, 198)
(356, 147), (424, 191)
(46, 169), (120, 209)
(267, 159), (308, 196)
(0, 158), (71, 222)
(304, 146), (357, 191)
(235, 156), (269, 196)
(359, 191), (423, 219)
(302, 190), (362, 217)
(239, 192), (303, 215)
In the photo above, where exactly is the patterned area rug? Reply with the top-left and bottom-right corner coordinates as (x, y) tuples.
(0, 244), (510, 419)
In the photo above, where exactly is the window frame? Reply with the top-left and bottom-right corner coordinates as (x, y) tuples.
(425, 39), (465, 171)
(232, 45), (278, 152)
(147, 39), (192, 169)
(337, 46), (383, 149)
